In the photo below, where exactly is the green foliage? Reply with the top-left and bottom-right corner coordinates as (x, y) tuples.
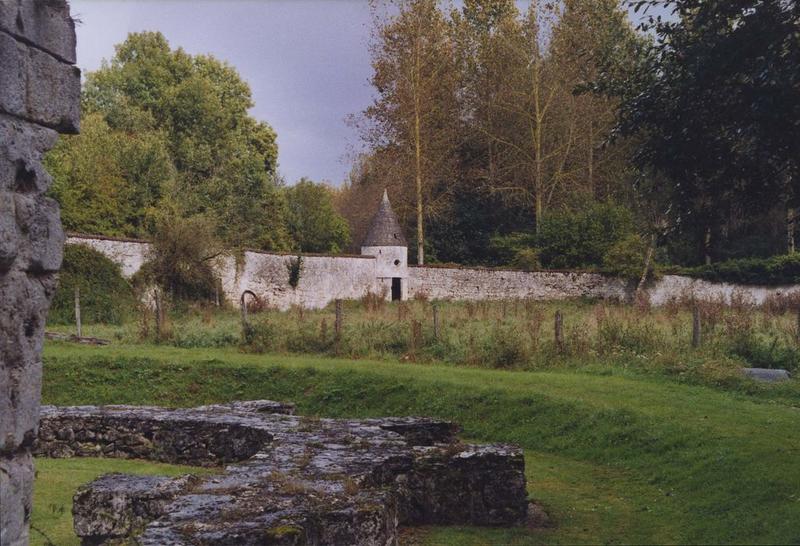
(612, 0), (799, 260)
(50, 244), (135, 325)
(58, 31), (289, 250)
(683, 254), (800, 285)
(602, 233), (649, 281)
(136, 214), (223, 301)
(284, 179), (351, 253)
(730, 333), (800, 373)
(537, 204), (635, 269)
(511, 248), (541, 271)
(488, 232), (537, 266)
(286, 255), (304, 289)
(483, 323), (529, 368)
(45, 113), (172, 237)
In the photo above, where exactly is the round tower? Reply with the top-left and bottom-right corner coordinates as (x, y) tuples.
(361, 189), (408, 300)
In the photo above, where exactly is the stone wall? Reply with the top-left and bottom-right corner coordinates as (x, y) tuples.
(0, 1), (80, 544)
(218, 250), (379, 310)
(647, 274), (800, 306)
(408, 265), (631, 301)
(64, 235), (800, 310)
(67, 234), (149, 278)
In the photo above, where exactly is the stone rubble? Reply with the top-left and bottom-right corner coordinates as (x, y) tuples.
(35, 401), (530, 545)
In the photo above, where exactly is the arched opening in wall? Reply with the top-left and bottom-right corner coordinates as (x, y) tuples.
(391, 278), (402, 301)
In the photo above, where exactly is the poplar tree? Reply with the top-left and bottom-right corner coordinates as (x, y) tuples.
(361, 0), (461, 264)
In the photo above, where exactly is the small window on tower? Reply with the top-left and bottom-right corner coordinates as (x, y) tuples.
(394, 259), (400, 266)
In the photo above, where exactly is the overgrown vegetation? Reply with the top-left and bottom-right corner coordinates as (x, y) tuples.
(49, 244), (136, 325)
(134, 214), (224, 301)
(50, 297), (800, 385)
(286, 255), (304, 289)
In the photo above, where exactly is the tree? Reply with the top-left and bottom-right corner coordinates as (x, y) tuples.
(614, 0), (800, 261)
(137, 213), (224, 301)
(69, 31), (288, 250)
(45, 112), (173, 237)
(285, 179), (351, 253)
(347, 1), (643, 266)
(361, 0), (461, 264)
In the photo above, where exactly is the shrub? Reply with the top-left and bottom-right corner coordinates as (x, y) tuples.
(136, 214), (224, 301)
(483, 324), (529, 368)
(537, 203), (635, 269)
(488, 232), (537, 266)
(512, 248), (541, 271)
(682, 253), (800, 285)
(730, 333), (800, 372)
(50, 244), (136, 325)
(602, 234), (650, 281)
(241, 319), (280, 353)
(286, 255), (304, 289)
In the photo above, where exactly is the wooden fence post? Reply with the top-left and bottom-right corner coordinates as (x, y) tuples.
(334, 299), (343, 342)
(74, 286), (81, 338)
(410, 319), (422, 357)
(433, 303), (440, 341)
(692, 305), (701, 348)
(154, 288), (162, 340)
(554, 310), (564, 353)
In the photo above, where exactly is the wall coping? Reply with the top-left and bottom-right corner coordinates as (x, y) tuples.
(67, 232), (149, 244)
(411, 263), (613, 276)
(66, 233), (375, 260)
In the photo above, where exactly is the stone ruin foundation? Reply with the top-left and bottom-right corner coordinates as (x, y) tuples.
(34, 400), (529, 545)
(0, 0), (80, 544)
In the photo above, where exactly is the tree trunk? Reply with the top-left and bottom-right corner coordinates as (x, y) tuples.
(637, 233), (656, 294)
(532, 57), (544, 236)
(788, 206), (795, 254)
(704, 227), (712, 265)
(414, 32), (425, 265)
(587, 99), (594, 198)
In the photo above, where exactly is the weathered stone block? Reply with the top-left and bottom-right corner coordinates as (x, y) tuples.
(398, 444), (529, 526)
(0, 113), (59, 193)
(13, 194), (64, 272)
(0, 270), (51, 366)
(0, 0), (78, 63)
(73, 474), (197, 544)
(0, 192), (19, 271)
(0, 31), (26, 117)
(743, 367), (791, 382)
(26, 45), (80, 132)
(0, 356), (41, 453)
(38, 403), (530, 545)
(0, 451), (33, 546)
(0, 33), (79, 132)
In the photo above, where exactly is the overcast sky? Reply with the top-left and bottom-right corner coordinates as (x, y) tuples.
(70, 0), (660, 186)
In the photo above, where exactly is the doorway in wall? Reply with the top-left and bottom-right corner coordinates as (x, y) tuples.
(391, 278), (402, 301)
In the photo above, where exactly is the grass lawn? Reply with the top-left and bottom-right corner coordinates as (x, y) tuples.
(38, 341), (800, 544)
(31, 458), (216, 546)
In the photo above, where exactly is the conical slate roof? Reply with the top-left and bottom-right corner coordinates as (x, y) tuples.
(362, 189), (408, 247)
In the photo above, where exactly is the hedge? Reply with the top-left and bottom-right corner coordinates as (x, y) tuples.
(50, 244), (136, 325)
(681, 254), (800, 285)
